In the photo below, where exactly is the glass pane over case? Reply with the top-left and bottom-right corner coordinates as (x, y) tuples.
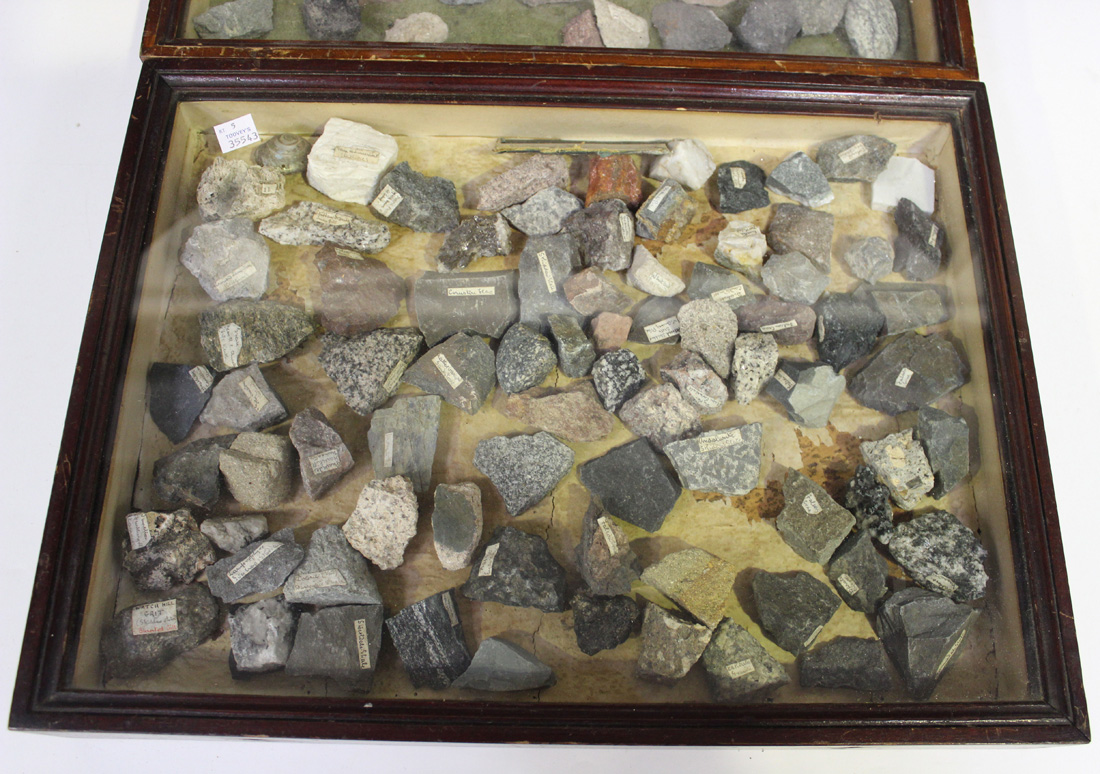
(73, 98), (1032, 708)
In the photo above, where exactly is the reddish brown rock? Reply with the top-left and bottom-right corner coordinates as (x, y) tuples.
(618, 384), (702, 450)
(564, 268), (633, 316)
(586, 155), (644, 209)
(563, 10), (604, 47)
(590, 311), (632, 352)
(496, 382), (615, 444)
(315, 245), (405, 335)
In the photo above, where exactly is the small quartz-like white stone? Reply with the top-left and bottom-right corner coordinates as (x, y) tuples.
(871, 156), (935, 214)
(593, 0), (651, 49)
(306, 117), (399, 205)
(649, 139), (716, 190)
(385, 13), (449, 43)
(626, 244), (686, 297)
(715, 219), (768, 275)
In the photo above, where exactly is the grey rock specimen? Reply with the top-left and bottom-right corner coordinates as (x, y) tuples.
(475, 155), (571, 211)
(660, 350), (728, 414)
(367, 396), (441, 493)
(762, 252), (829, 305)
(591, 348), (648, 411)
(193, 0), (274, 39)
(735, 296), (816, 344)
(496, 324), (557, 394)
(635, 180), (697, 243)
(121, 509), (216, 591)
(314, 245), (404, 335)
(412, 270), (519, 346)
(619, 384), (702, 450)
(731, 332), (779, 404)
(319, 327), (423, 415)
(201, 514), (268, 554)
(147, 362), (215, 443)
(301, 0), (362, 40)
(686, 262), (756, 311)
(768, 203), (834, 271)
(641, 548), (737, 627)
(218, 432), (295, 509)
(917, 406), (970, 498)
(629, 296), (683, 344)
(229, 596), (297, 674)
(737, 0), (801, 53)
(844, 0), (899, 59)
(678, 298), (739, 378)
(776, 469), (855, 564)
(849, 332), (967, 415)
(766, 152), (834, 208)
(716, 161), (771, 214)
(593, 0), (651, 48)
(793, 0), (847, 35)
(860, 429), (935, 509)
(827, 531), (888, 613)
(856, 282), (951, 334)
(180, 218), (270, 302)
(286, 604), (384, 688)
(284, 525), (383, 606)
(665, 423), (763, 496)
(153, 436), (235, 509)
(473, 432), (574, 516)
(548, 314), (596, 377)
(765, 360), (846, 427)
(845, 465), (895, 542)
(343, 475), (419, 570)
(206, 528), (304, 603)
(402, 332), (496, 414)
(385, 12), (450, 43)
(196, 158), (284, 222)
(289, 408), (353, 500)
(199, 364), (286, 432)
(890, 511), (988, 601)
(432, 483), (483, 571)
(627, 245), (685, 297)
(519, 233), (580, 331)
(100, 584), (220, 680)
(452, 637), (554, 691)
(436, 214), (512, 272)
(652, 2), (733, 51)
(816, 134), (896, 182)
(463, 526), (568, 612)
(563, 9), (605, 47)
(199, 300), (313, 372)
(753, 570), (841, 654)
(564, 199), (634, 271)
(498, 382), (615, 443)
(800, 636), (893, 692)
(715, 220), (768, 276)
(894, 197), (949, 280)
(815, 292), (885, 370)
(306, 117), (397, 202)
(564, 267), (633, 317)
(385, 590), (471, 689)
(636, 604), (713, 683)
(502, 187), (582, 236)
(370, 161), (459, 233)
(575, 505), (640, 596)
(877, 586), (977, 699)
(258, 201), (390, 253)
(579, 439), (681, 533)
(252, 133), (311, 175)
(572, 592), (641, 655)
(843, 236), (894, 283)
(702, 619), (790, 701)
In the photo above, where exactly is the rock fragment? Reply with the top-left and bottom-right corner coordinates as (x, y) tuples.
(917, 406), (970, 498)
(196, 157), (284, 222)
(591, 349), (647, 411)
(193, 0), (274, 39)
(301, 0), (361, 39)
(849, 332), (967, 415)
(370, 161), (460, 232)
(367, 396), (442, 492)
(856, 282), (951, 335)
(765, 360), (845, 427)
(776, 469), (855, 564)
(714, 220), (768, 275)
(218, 432), (296, 509)
(890, 511), (988, 601)
(495, 323), (557, 394)
(498, 382), (615, 443)
(730, 332), (778, 404)
(843, 236), (894, 283)
(580, 439), (681, 532)
(402, 332), (496, 414)
(629, 296), (683, 344)
(306, 117), (398, 203)
(737, 0), (801, 53)
(845, 465), (895, 542)
(412, 270), (519, 345)
(814, 292), (885, 370)
(593, 0), (651, 48)
(153, 436), (235, 509)
(642, 548), (736, 627)
(206, 528), (304, 603)
(452, 637), (555, 691)
(147, 362), (215, 443)
(590, 311), (633, 353)
(793, 0), (847, 35)
(259, 201), (391, 253)
(585, 154), (643, 208)
(800, 636), (892, 692)
(199, 364), (286, 432)
(816, 134), (896, 182)
(575, 506), (640, 596)
(665, 423), (763, 496)
(572, 592), (640, 655)
(677, 298), (738, 378)
(200, 514), (268, 554)
(284, 525), (383, 606)
(894, 197), (949, 280)
(564, 267), (633, 317)
(767, 203), (834, 271)
(653, 2), (733, 51)
(289, 408), (353, 500)
(827, 531), (888, 613)
(475, 155), (571, 212)
(563, 9), (604, 46)
(548, 314), (596, 377)
(314, 245), (404, 335)
(286, 604), (384, 687)
(635, 180), (697, 242)
(463, 526), (569, 612)
(762, 252), (829, 305)
(844, 0), (899, 59)
(871, 155), (935, 213)
(660, 350), (728, 414)
(564, 199), (635, 271)
(766, 151), (834, 208)
(649, 139), (715, 191)
(735, 296), (815, 344)
(121, 509), (216, 592)
(199, 300), (313, 372)
(180, 218), (270, 302)
(702, 619), (789, 701)
(252, 133), (311, 175)
(385, 12), (450, 44)
(716, 161), (770, 214)
(319, 327), (423, 415)
(436, 214), (512, 272)
(627, 244), (685, 296)
(432, 483), (483, 571)
(686, 262), (756, 311)
(503, 187), (582, 236)
(860, 429), (934, 509)
(343, 475), (420, 570)
(473, 432), (574, 516)
(229, 596), (297, 674)
(621, 386), (702, 452)
(636, 604), (713, 683)
(753, 570), (840, 654)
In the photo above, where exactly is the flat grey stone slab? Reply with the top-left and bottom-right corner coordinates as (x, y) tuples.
(761, 251), (829, 305)
(849, 331), (967, 415)
(702, 618), (790, 702)
(735, 296), (816, 345)
(206, 527), (304, 603)
(753, 570), (841, 654)
(284, 524), (383, 606)
(452, 637), (555, 692)
(402, 331), (496, 414)
(229, 596), (297, 674)
(218, 432), (295, 509)
(385, 589), (471, 689)
(629, 296), (684, 344)
(367, 395), (442, 493)
(653, 2), (733, 51)
(579, 439), (682, 533)
(826, 530), (888, 613)
(843, 236), (894, 283)
(800, 636), (892, 692)
(844, 0), (899, 59)
(737, 0), (801, 53)
(432, 482), (483, 571)
(147, 362), (215, 443)
(121, 509), (215, 592)
(894, 197), (949, 280)
(889, 510), (988, 602)
(289, 407), (353, 500)
(665, 423), (763, 496)
(462, 526), (568, 612)
(319, 327), (423, 415)
(286, 604), (384, 688)
(473, 432), (574, 517)
(591, 348), (648, 412)
(776, 468), (855, 564)
(917, 406), (970, 498)
(412, 270), (519, 346)
(199, 299), (313, 372)
(193, 0), (274, 39)
(793, 0), (846, 35)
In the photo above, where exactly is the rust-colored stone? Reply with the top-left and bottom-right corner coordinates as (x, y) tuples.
(590, 311), (632, 353)
(586, 155), (644, 209)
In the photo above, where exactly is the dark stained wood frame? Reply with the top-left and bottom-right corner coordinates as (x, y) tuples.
(9, 58), (1085, 744)
(140, 0), (979, 81)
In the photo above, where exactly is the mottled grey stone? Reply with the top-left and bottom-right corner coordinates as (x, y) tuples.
(591, 349), (648, 412)
(452, 637), (555, 691)
(473, 432), (574, 517)
(289, 408), (353, 500)
(800, 636), (892, 692)
(890, 511), (988, 602)
(284, 525), (383, 606)
(201, 515), (268, 555)
(496, 324), (557, 394)
(716, 161), (771, 214)
(343, 475), (419, 570)
(815, 292), (885, 370)
(856, 282), (951, 334)
(765, 360), (845, 427)
(776, 469), (855, 564)
(678, 299), (739, 378)
(199, 364), (286, 432)
(286, 604), (384, 688)
(619, 384), (702, 450)
(367, 396), (440, 493)
(519, 233), (580, 331)
(412, 270), (519, 346)
(572, 591), (640, 655)
(301, 0), (361, 40)
(319, 327), (423, 415)
(629, 296), (683, 344)
(849, 332), (967, 415)
(642, 547), (737, 627)
(753, 570), (840, 654)
(843, 237), (894, 283)
(737, 0), (801, 53)
(827, 531), (888, 613)
(652, 2), (732, 51)
(498, 382), (615, 443)
(218, 432), (295, 509)
(730, 332), (778, 405)
(548, 314), (596, 377)
(816, 134), (896, 182)
(196, 158), (284, 222)
(463, 526), (568, 612)
(206, 528), (304, 603)
(370, 161), (459, 233)
(735, 296), (816, 344)
(564, 267), (633, 317)
(917, 406), (970, 498)
(844, 0), (899, 59)
(768, 203), (834, 271)
(153, 436), (235, 509)
(148, 362), (214, 443)
(860, 429), (934, 509)
(845, 464), (895, 542)
(258, 201), (390, 253)
(702, 618), (789, 701)
(636, 605), (713, 683)
(635, 180), (697, 243)
(432, 483), (483, 571)
(762, 252), (829, 305)
(475, 155), (571, 211)
(436, 214), (512, 272)
(199, 300), (313, 372)
(894, 197), (948, 280)
(564, 199), (634, 271)
(502, 187), (582, 236)
(575, 505), (640, 597)
(229, 596), (297, 674)
(193, 0), (274, 39)
(766, 152), (834, 208)
(402, 332), (496, 414)
(685, 262), (756, 311)
(660, 350), (728, 414)
(579, 439), (681, 533)
(314, 245), (404, 335)
(627, 244), (685, 297)
(793, 0), (846, 35)
(665, 423), (763, 496)
(180, 218), (270, 302)
(121, 509), (216, 592)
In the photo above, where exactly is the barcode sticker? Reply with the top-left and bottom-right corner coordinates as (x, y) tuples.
(227, 541), (281, 584)
(479, 544), (499, 577)
(126, 512), (153, 550)
(131, 599), (178, 636)
(218, 323), (244, 368)
(189, 365), (214, 393)
(372, 185), (404, 216)
(213, 114), (261, 153)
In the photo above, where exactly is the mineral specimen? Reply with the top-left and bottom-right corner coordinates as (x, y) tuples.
(767, 203), (834, 271)
(765, 360), (846, 427)
(229, 596), (297, 674)
(572, 592), (640, 655)
(652, 2), (733, 51)
(314, 245), (404, 335)
(199, 300), (313, 372)
(594, 312), (635, 353)
(472, 432), (574, 516)
(848, 332), (967, 415)
(816, 134), (896, 183)
(856, 282), (951, 335)
(193, 0), (274, 40)
(793, 0), (847, 35)
(343, 475), (419, 570)
(518, 233), (581, 331)
(730, 332), (779, 404)
(842, 236), (894, 283)
(593, 0), (651, 48)
(766, 151), (834, 208)
(800, 636), (892, 692)
(664, 423), (763, 496)
(548, 314), (596, 377)
(200, 514), (268, 554)
(402, 331), (496, 414)
(385, 12), (450, 43)
(591, 348), (648, 411)
(814, 292), (885, 370)
(575, 505), (640, 596)
(283, 525), (383, 606)
(585, 154), (643, 208)
(844, 0), (899, 59)
(370, 161), (460, 232)
(660, 350), (728, 414)
(776, 469), (855, 564)
(635, 180), (696, 242)
(495, 324), (557, 394)
(147, 362), (215, 443)
(252, 132), (311, 174)
(737, 0), (801, 53)
(462, 526), (569, 612)
(714, 220), (768, 275)
(845, 464), (895, 541)
(385, 590), (473, 689)
(753, 570), (840, 654)
(301, 0), (361, 39)
(563, 9), (603, 47)
(627, 244), (685, 296)
(179, 218), (270, 301)
(319, 327), (423, 415)
(579, 439), (682, 532)
(436, 214), (512, 272)
(153, 436), (236, 509)
(735, 296), (816, 345)
(641, 547), (736, 627)
(474, 154), (571, 211)
(503, 186), (582, 236)
(860, 429), (935, 509)
(199, 364), (286, 432)
(761, 251), (829, 305)
(367, 395), (441, 493)
(564, 199), (635, 271)
(432, 482), (483, 571)
(871, 155), (935, 214)
(889, 511), (988, 602)
(826, 531), (888, 613)
(412, 270), (519, 345)
(218, 432), (296, 509)
(917, 406), (970, 498)
(258, 201), (391, 253)
(196, 157), (284, 221)
(619, 384), (702, 450)
(685, 262), (756, 311)
(894, 197), (949, 280)
(286, 604), (384, 687)
(564, 268), (632, 318)
(121, 509), (216, 592)
(702, 618), (790, 701)
(289, 407), (353, 500)
(629, 296), (684, 344)
(716, 161), (771, 214)
(677, 298), (739, 378)
(649, 139), (716, 190)
(452, 637), (555, 691)
(498, 382), (615, 443)
(306, 117), (398, 203)
(636, 604), (713, 683)
(206, 528), (304, 603)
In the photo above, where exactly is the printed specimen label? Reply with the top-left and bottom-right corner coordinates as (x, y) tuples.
(537, 251), (557, 293)
(686, 384), (721, 409)
(312, 208), (354, 227)
(641, 265), (674, 291)
(189, 365), (214, 393)
(646, 185), (671, 212)
(213, 114), (260, 153)
(214, 262), (258, 292)
(335, 248), (362, 260)
(239, 375), (269, 411)
(441, 593), (459, 627)
(334, 146), (381, 163)
(597, 516), (619, 552)
(371, 185), (403, 217)
(894, 367), (915, 388)
(729, 167), (747, 189)
(836, 573), (860, 596)
(354, 618), (372, 670)
(804, 624), (824, 648)
(479, 544), (500, 577)
(447, 286), (495, 297)
(726, 659), (755, 679)
(759, 320), (798, 333)
(258, 182), (279, 196)
(927, 572), (958, 594)
(773, 370), (797, 391)
(131, 599), (179, 636)
(928, 224), (940, 247)
(308, 449), (343, 476)
(382, 364), (405, 393)
(645, 317), (680, 343)
(619, 213), (633, 242)
(227, 541), (281, 584)
(383, 432), (394, 468)
(126, 512), (153, 550)
(802, 494), (822, 514)
(218, 323), (244, 367)
(936, 632), (965, 677)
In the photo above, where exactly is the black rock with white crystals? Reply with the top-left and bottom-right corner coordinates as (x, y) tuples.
(579, 439), (682, 533)
(571, 591), (640, 656)
(495, 323), (557, 394)
(800, 636), (893, 692)
(286, 604), (384, 687)
(591, 348), (648, 412)
(752, 570), (841, 655)
(845, 464), (895, 542)
(370, 161), (460, 233)
(716, 161), (771, 214)
(153, 435), (236, 509)
(385, 589), (471, 689)
(121, 509), (216, 592)
(147, 363), (215, 443)
(814, 293), (885, 370)
(473, 432), (574, 517)
(889, 511), (988, 602)
(462, 526), (568, 612)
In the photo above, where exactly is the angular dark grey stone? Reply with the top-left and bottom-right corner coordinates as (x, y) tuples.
(877, 586), (977, 699)
(814, 292), (885, 370)
(572, 591), (640, 656)
(753, 570), (841, 654)
(635, 179), (697, 243)
(660, 350), (728, 414)
(849, 332), (967, 415)
(816, 134), (896, 182)
(285, 604), (384, 688)
(575, 505), (640, 597)
(402, 332), (496, 414)
(776, 469), (856, 564)
(844, 0), (899, 59)
(827, 531), (888, 613)
(495, 324), (557, 394)
(731, 332), (778, 405)
(206, 528), (305, 603)
(319, 327), (424, 415)
(563, 267), (632, 317)
(856, 282), (952, 334)
(716, 161), (771, 214)
(180, 217), (271, 301)
(301, 0), (361, 40)
(199, 300), (314, 372)
(452, 637), (555, 691)
(619, 384), (702, 450)
(370, 161), (460, 232)
(665, 423), (763, 496)
(917, 406), (970, 498)
(229, 596), (297, 674)
(198, 363), (286, 432)
(502, 187), (582, 236)
(860, 429), (935, 509)
(432, 482), (483, 571)
(768, 203), (834, 271)
(702, 618), (790, 702)
(641, 547), (737, 627)
(737, 0), (801, 53)
(678, 299), (739, 378)
(591, 348), (648, 412)
(766, 152), (834, 208)
(473, 432), (574, 517)
(200, 514), (268, 554)
(153, 435), (236, 509)
(799, 636), (892, 692)
(218, 432), (296, 509)
(889, 511), (988, 602)
(653, 2), (733, 51)
(685, 262), (757, 311)
(761, 252), (829, 305)
(367, 395), (441, 492)
(518, 233), (580, 332)
(147, 363), (215, 443)
(579, 439), (681, 533)
(564, 198), (634, 271)
(735, 296), (816, 345)
(462, 526), (568, 612)
(289, 408), (353, 500)
(765, 360), (846, 428)
(314, 245), (404, 335)
(258, 201), (388, 252)
(894, 197), (949, 281)
(412, 270), (520, 346)
(548, 314), (596, 377)
(845, 464), (895, 542)
(193, 0), (274, 39)
(284, 525), (383, 606)
(121, 509), (216, 592)
(436, 214), (512, 272)
(843, 236), (894, 283)
(636, 604), (713, 683)
(628, 296), (683, 344)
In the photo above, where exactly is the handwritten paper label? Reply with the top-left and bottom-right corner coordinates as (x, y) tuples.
(804, 624), (824, 648)
(644, 317), (680, 343)
(447, 286), (495, 297)
(802, 494), (822, 514)
(928, 224), (940, 247)
(431, 354), (464, 390)
(239, 375), (269, 411)
(372, 184), (403, 216)
(383, 432), (394, 468)
(729, 167), (747, 189)
(597, 516), (618, 552)
(131, 599), (178, 636)
(836, 574), (860, 596)
(214, 262), (258, 292)
(258, 182), (279, 196)
(619, 213), (633, 241)
(309, 449), (343, 475)
(759, 320), (798, 333)
(936, 632), (965, 676)
(218, 323), (243, 367)
(293, 569), (346, 591)
(641, 265), (674, 291)
(646, 185), (671, 212)
(227, 541), (281, 584)
(838, 141), (869, 164)
(189, 365), (213, 393)
(698, 429), (743, 453)
(726, 659), (755, 679)
(382, 364), (405, 393)
(479, 544), (499, 577)
(354, 618), (372, 669)
(536, 251), (557, 294)
(126, 512), (153, 549)
(213, 114), (261, 153)
(686, 384), (721, 410)
(926, 573), (958, 595)
(334, 146), (381, 164)
(727, 223), (759, 239)
(711, 284), (747, 302)
(894, 367), (915, 388)
(312, 208), (354, 227)
(335, 247), (362, 260)
(773, 370), (796, 391)
(441, 593), (459, 627)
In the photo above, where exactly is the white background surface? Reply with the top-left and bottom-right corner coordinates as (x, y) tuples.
(0, 1), (1096, 770)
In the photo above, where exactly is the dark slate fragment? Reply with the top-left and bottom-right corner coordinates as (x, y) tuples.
(814, 293), (885, 370)
(402, 331), (496, 414)
(370, 161), (460, 232)
(228, 596), (298, 674)
(564, 198), (634, 271)
(766, 151), (834, 208)
(894, 197), (949, 280)
(917, 406), (970, 498)
(845, 464), (895, 542)
(432, 482), (483, 571)
(776, 468), (856, 564)
(412, 270), (520, 346)
(385, 589), (472, 689)
(148, 363), (214, 443)
(518, 233), (580, 332)
(319, 327), (424, 415)
(198, 299), (314, 372)
(628, 296), (684, 344)
(856, 282), (952, 335)
(752, 570), (841, 655)
(452, 637), (555, 692)
(314, 245), (405, 335)
(716, 161), (771, 214)
(578, 439), (682, 533)
(436, 214), (512, 272)
(591, 348), (647, 412)
(799, 636), (892, 692)
(206, 528), (305, 603)
(889, 511), (988, 602)
(495, 323), (557, 394)
(571, 592), (640, 656)
(735, 296), (816, 345)
(702, 618), (790, 702)
(849, 332), (967, 415)
(289, 407), (353, 500)
(548, 314), (596, 378)
(575, 504), (641, 597)
(366, 395), (442, 493)
(685, 262), (757, 311)
(473, 431), (574, 516)
(153, 435), (236, 509)
(301, 0), (361, 40)
(826, 531), (888, 613)
(768, 203), (834, 272)
(653, 2), (733, 51)
(285, 604), (384, 688)
(283, 524), (382, 607)
(462, 526), (568, 612)
(815, 134), (896, 182)
(635, 179), (697, 243)
(737, 0), (801, 53)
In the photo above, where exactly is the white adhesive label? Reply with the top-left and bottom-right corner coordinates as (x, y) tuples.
(126, 512), (153, 550)
(838, 141), (869, 164)
(619, 212), (633, 242)
(894, 367), (915, 388)
(479, 544), (499, 577)
(382, 364), (405, 393)
(596, 516), (618, 552)
(354, 618), (372, 669)
(641, 265), (674, 291)
(258, 182), (279, 196)
(644, 317), (680, 343)
(214, 262), (258, 292)
(293, 569), (347, 591)
(227, 541), (281, 585)
(936, 632), (965, 676)
(309, 449), (343, 476)
(131, 599), (178, 636)
(804, 624), (824, 648)
(729, 167), (747, 189)
(927, 573), (958, 594)
(685, 384), (721, 409)
(441, 593), (459, 627)
(432, 354), (464, 389)
(759, 320), (798, 333)
(928, 223), (940, 247)
(536, 251), (557, 294)
(698, 428), (743, 453)
(447, 286), (495, 297)
(213, 114), (261, 153)
(836, 573), (860, 596)
(726, 659), (756, 679)
(239, 375), (269, 412)
(335, 247), (362, 260)
(383, 432), (394, 468)
(218, 323), (244, 368)
(189, 365), (214, 393)
(711, 284), (747, 302)
(802, 494), (822, 514)
(646, 185), (671, 212)
(727, 223), (759, 239)
(312, 208), (354, 227)
(371, 184), (404, 217)
(773, 370), (796, 391)
(334, 146), (381, 163)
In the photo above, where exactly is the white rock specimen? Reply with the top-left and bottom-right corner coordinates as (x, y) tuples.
(649, 139), (716, 191)
(200, 515), (269, 554)
(871, 156), (936, 214)
(627, 245), (685, 297)
(343, 475), (419, 570)
(385, 13), (449, 43)
(860, 429), (935, 509)
(593, 0), (651, 48)
(306, 117), (399, 205)
(714, 220), (767, 275)
(179, 218), (270, 302)
(196, 157), (285, 221)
